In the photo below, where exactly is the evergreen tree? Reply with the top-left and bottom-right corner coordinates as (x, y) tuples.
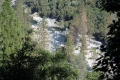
(85, 71), (101, 80)
(36, 18), (50, 51)
(65, 34), (74, 63)
(34, 50), (78, 80)
(0, 0), (4, 12)
(15, 0), (30, 28)
(0, 0), (25, 66)
(0, 0), (33, 80)
(75, 52), (86, 80)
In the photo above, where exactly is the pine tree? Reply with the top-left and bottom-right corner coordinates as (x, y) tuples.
(0, 0), (25, 66)
(0, 0), (31, 80)
(0, 0), (4, 12)
(65, 34), (74, 63)
(35, 17), (50, 51)
(15, 0), (30, 28)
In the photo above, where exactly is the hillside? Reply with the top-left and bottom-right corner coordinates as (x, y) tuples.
(15, 0), (110, 79)
(23, 0), (108, 79)
(0, 0), (115, 80)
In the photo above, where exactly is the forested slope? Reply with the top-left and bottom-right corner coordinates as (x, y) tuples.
(0, 0), (78, 80)
(0, 0), (114, 80)
(23, 0), (110, 42)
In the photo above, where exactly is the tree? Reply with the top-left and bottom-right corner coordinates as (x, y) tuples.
(74, 52), (86, 80)
(65, 34), (74, 63)
(35, 18), (50, 51)
(15, 0), (30, 28)
(34, 50), (78, 80)
(94, 0), (120, 80)
(0, 0), (34, 80)
(0, 0), (4, 12)
(85, 71), (101, 80)
(0, 0), (25, 66)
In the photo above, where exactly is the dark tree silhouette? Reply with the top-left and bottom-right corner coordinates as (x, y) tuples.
(94, 0), (120, 80)
(99, 0), (120, 13)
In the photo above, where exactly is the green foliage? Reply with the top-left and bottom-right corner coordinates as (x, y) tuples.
(24, 0), (82, 28)
(15, 0), (30, 28)
(0, 0), (78, 80)
(65, 34), (74, 63)
(0, 0), (113, 80)
(0, 0), (4, 12)
(85, 71), (101, 80)
(24, 0), (109, 41)
(86, 6), (108, 40)
(81, 36), (87, 52)
(74, 53), (87, 80)
(35, 18), (50, 50)
(94, 0), (120, 80)
(0, 37), (36, 80)
(65, 33), (87, 80)
(0, 0), (25, 57)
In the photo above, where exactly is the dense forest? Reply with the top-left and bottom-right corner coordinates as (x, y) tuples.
(0, 0), (119, 80)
